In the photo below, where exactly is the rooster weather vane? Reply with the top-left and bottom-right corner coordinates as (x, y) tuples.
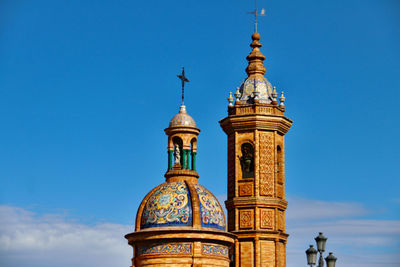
(248, 0), (266, 32)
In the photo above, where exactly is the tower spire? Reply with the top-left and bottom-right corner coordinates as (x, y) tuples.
(246, 32), (266, 78)
(177, 67), (189, 105)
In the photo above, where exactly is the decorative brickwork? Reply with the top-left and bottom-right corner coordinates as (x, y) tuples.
(260, 209), (274, 229)
(240, 242), (254, 267)
(277, 242), (286, 267)
(260, 241), (275, 266)
(259, 132), (274, 196)
(277, 184), (284, 199)
(239, 209), (254, 229)
(239, 182), (253, 196)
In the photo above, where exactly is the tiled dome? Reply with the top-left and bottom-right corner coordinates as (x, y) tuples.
(169, 105), (197, 128)
(239, 76), (273, 104)
(139, 181), (226, 231)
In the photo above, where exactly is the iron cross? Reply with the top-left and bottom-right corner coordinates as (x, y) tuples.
(177, 67), (189, 105)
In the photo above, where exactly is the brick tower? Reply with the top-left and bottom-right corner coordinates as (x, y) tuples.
(220, 32), (292, 267)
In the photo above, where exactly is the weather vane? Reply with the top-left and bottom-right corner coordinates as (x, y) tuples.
(248, 0), (266, 33)
(177, 67), (189, 105)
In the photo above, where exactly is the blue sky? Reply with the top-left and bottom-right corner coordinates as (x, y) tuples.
(0, 0), (399, 266)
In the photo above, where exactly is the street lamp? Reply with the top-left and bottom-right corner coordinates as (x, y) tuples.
(325, 252), (337, 267)
(305, 233), (337, 267)
(315, 232), (327, 266)
(305, 245), (318, 266)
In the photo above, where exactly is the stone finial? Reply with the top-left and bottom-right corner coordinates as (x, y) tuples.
(234, 87), (241, 103)
(179, 104), (187, 113)
(272, 86), (278, 102)
(279, 91), (286, 107)
(228, 92), (234, 107)
(245, 32), (267, 78)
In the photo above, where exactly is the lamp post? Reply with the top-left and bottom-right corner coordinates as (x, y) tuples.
(305, 233), (337, 267)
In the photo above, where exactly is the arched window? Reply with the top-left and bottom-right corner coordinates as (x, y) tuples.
(277, 145), (283, 184)
(240, 143), (254, 178)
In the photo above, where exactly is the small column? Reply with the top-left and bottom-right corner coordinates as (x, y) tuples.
(192, 151), (197, 171)
(168, 150), (173, 170)
(183, 149), (189, 169)
(187, 150), (191, 170)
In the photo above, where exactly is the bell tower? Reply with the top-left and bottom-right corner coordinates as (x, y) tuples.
(220, 32), (292, 267)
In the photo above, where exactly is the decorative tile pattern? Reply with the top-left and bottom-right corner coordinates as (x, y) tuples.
(239, 209), (253, 229)
(169, 112), (196, 128)
(193, 184), (226, 230)
(141, 182), (192, 229)
(202, 244), (229, 257)
(259, 132), (274, 196)
(137, 243), (192, 255)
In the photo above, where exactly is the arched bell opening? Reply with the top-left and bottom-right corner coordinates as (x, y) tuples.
(240, 143), (254, 178)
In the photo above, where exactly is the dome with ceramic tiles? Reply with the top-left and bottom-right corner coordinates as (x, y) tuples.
(138, 181), (226, 231)
(238, 76), (273, 104)
(169, 105), (197, 128)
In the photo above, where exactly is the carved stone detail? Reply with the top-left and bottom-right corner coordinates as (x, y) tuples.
(239, 209), (253, 229)
(260, 209), (274, 229)
(259, 132), (274, 196)
(278, 210), (285, 231)
(239, 183), (253, 196)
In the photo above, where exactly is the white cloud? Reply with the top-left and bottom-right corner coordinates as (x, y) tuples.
(0, 205), (132, 267)
(208, 195), (400, 266)
(287, 196), (369, 220)
(0, 199), (399, 267)
(286, 198), (400, 267)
